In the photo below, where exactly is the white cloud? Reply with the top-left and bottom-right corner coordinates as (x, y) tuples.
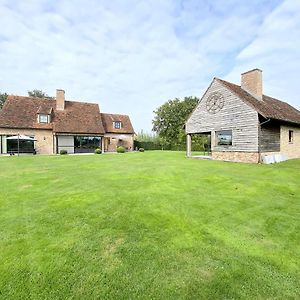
(0, 0), (288, 131)
(225, 0), (300, 110)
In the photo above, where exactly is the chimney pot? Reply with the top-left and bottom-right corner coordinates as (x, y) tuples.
(56, 89), (65, 110)
(241, 69), (263, 100)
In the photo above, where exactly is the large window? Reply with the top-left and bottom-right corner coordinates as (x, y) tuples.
(216, 130), (232, 146)
(74, 136), (101, 153)
(6, 136), (35, 153)
(113, 121), (122, 129)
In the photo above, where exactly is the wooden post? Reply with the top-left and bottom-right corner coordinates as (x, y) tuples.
(17, 133), (20, 156)
(101, 137), (105, 152)
(186, 134), (192, 157)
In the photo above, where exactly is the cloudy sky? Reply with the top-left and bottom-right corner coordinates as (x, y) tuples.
(0, 0), (299, 132)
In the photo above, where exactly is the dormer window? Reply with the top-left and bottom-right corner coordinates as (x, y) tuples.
(113, 121), (122, 129)
(39, 114), (50, 123)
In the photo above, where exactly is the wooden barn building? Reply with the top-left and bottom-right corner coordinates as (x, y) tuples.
(185, 69), (300, 163)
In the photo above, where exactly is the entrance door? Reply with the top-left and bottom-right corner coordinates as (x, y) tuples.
(104, 137), (109, 152)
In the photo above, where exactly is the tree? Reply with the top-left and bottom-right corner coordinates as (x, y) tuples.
(0, 92), (8, 109)
(28, 89), (52, 99)
(135, 130), (160, 143)
(152, 96), (199, 146)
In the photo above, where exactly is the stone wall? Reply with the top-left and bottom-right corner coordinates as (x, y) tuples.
(280, 125), (300, 159)
(212, 151), (260, 163)
(0, 128), (54, 154)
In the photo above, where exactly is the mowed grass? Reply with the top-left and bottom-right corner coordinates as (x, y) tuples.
(0, 151), (300, 299)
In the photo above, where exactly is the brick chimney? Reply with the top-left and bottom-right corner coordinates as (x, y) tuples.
(241, 69), (263, 100)
(56, 89), (65, 110)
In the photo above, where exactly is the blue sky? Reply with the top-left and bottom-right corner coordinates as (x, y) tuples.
(0, 0), (299, 132)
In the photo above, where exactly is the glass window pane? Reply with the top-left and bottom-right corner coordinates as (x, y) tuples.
(113, 121), (121, 129)
(39, 115), (48, 123)
(7, 138), (35, 153)
(74, 136), (101, 153)
(289, 130), (293, 143)
(216, 130), (232, 146)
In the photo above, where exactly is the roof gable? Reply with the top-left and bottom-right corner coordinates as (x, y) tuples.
(186, 77), (258, 126)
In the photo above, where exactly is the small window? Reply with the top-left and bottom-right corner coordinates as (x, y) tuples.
(289, 130), (294, 143)
(216, 130), (232, 146)
(113, 121), (122, 129)
(39, 114), (49, 123)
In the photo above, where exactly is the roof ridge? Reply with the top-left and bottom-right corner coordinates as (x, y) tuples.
(8, 95), (55, 101)
(101, 112), (129, 117)
(8, 95), (99, 106)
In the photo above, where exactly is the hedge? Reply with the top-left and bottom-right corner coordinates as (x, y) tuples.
(134, 141), (205, 151)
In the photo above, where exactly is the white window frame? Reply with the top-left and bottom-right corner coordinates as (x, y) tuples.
(39, 114), (49, 123)
(113, 121), (122, 129)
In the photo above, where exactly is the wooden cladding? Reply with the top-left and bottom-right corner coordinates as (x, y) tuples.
(259, 122), (280, 152)
(186, 79), (259, 152)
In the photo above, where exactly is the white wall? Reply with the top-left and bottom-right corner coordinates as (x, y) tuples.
(1, 136), (7, 154)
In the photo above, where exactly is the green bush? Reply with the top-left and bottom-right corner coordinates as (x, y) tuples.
(60, 150), (68, 155)
(95, 148), (102, 154)
(134, 140), (161, 150)
(117, 146), (125, 153)
(139, 148), (145, 152)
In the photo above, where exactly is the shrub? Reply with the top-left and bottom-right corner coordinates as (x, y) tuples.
(60, 150), (68, 155)
(117, 146), (125, 153)
(95, 148), (102, 154)
(139, 148), (145, 152)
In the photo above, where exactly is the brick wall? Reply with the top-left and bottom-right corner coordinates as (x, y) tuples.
(280, 125), (300, 159)
(0, 128), (54, 154)
(241, 69), (263, 99)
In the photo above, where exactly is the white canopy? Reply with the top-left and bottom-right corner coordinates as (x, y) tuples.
(6, 135), (37, 141)
(114, 135), (130, 139)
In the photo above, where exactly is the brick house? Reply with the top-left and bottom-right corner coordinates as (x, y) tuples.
(0, 89), (134, 154)
(185, 69), (300, 163)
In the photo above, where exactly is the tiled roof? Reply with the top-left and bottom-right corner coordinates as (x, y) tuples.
(53, 101), (105, 134)
(0, 96), (105, 134)
(101, 113), (134, 134)
(217, 78), (300, 125)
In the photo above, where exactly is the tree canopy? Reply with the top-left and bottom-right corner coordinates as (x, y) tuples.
(0, 92), (8, 109)
(152, 96), (199, 146)
(28, 89), (52, 99)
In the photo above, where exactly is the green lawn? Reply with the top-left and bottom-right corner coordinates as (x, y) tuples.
(0, 152), (300, 299)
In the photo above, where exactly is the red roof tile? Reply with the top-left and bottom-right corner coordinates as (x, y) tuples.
(217, 78), (300, 125)
(101, 113), (134, 134)
(0, 96), (105, 134)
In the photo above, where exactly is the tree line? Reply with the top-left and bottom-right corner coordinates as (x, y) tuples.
(135, 96), (208, 151)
